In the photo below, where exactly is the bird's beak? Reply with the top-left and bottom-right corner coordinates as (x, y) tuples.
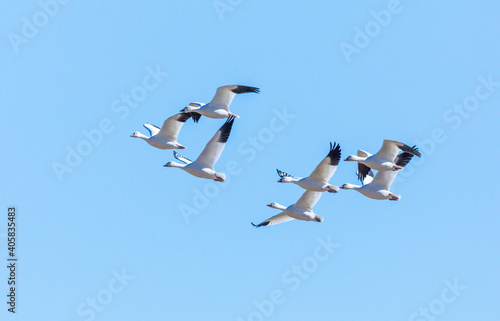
(266, 203), (272, 207)
(343, 157), (349, 161)
(277, 179), (283, 183)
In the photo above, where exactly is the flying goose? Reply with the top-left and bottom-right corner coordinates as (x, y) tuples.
(251, 191), (324, 227)
(340, 149), (417, 200)
(130, 113), (192, 149)
(180, 85), (259, 122)
(277, 142), (341, 193)
(344, 140), (421, 181)
(163, 117), (235, 181)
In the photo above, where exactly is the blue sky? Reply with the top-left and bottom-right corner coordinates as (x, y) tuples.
(1, 1), (500, 320)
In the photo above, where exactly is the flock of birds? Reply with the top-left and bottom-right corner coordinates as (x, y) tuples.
(131, 85), (421, 228)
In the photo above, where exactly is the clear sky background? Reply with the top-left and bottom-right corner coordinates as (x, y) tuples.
(1, 1), (499, 320)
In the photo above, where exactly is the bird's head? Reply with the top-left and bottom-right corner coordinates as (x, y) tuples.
(344, 155), (355, 161)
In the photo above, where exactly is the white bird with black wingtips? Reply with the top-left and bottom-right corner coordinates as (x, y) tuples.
(340, 149), (417, 200)
(163, 117), (235, 182)
(180, 85), (259, 122)
(130, 113), (192, 150)
(344, 139), (421, 182)
(251, 191), (324, 227)
(276, 142), (342, 193)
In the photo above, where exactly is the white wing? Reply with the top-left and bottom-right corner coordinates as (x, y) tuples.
(357, 149), (371, 158)
(194, 117), (234, 168)
(208, 85), (259, 110)
(294, 191), (322, 212)
(308, 142), (341, 183)
(252, 213), (294, 227)
(373, 140), (421, 161)
(143, 123), (160, 136)
(157, 113), (192, 141)
(369, 170), (399, 191)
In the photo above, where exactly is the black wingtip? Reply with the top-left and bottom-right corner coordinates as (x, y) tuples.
(412, 145), (421, 157)
(231, 86), (260, 94)
(327, 142), (342, 166)
(217, 117), (235, 144)
(251, 222), (258, 227)
(191, 112), (201, 123)
(177, 113), (192, 123)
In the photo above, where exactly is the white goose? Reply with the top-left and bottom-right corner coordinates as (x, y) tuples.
(340, 150), (416, 200)
(277, 142), (341, 193)
(130, 113), (192, 149)
(180, 85), (259, 122)
(344, 140), (421, 182)
(163, 117), (235, 181)
(251, 191), (324, 227)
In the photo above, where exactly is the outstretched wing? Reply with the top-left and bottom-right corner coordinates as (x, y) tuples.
(308, 142), (341, 183)
(356, 149), (372, 182)
(173, 151), (192, 164)
(373, 140), (421, 162)
(277, 169), (292, 178)
(370, 151), (416, 190)
(195, 117), (235, 168)
(251, 213), (294, 227)
(157, 113), (192, 141)
(143, 123), (160, 136)
(294, 191), (322, 212)
(208, 85), (260, 110)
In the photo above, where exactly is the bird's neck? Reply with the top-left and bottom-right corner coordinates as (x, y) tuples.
(344, 184), (361, 190)
(273, 203), (288, 211)
(169, 162), (186, 169)
(136, 133), (149, 140)
(351, 155), (366, 161)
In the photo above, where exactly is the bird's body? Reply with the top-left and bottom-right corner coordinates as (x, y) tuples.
(164, 117), (235, 182)
(341, 150), (417, 201)
(169, 162), (223, 180)
(292, 178), (337, 192)
(252, 191), (324, 227)
(344, 140), (421, 181)
(277, 142), (341, 193)
(131, 113), (191, 150)
(180, 85), (259, 122)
